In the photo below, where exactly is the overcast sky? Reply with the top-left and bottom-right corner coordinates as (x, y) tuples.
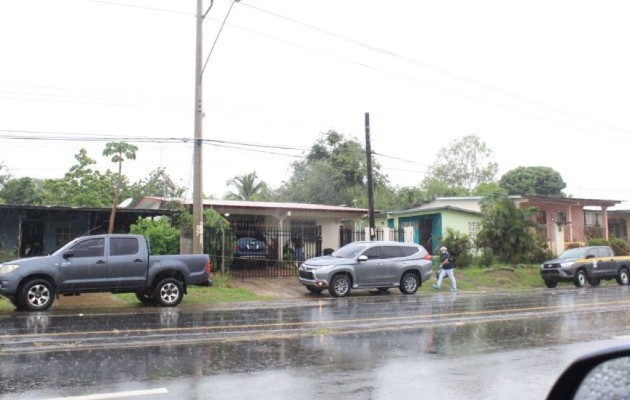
(2, 0), (630, 204)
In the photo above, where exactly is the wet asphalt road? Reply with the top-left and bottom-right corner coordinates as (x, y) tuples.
(2, 286), (630, 399)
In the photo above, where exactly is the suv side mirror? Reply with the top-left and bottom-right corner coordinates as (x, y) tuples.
(547, 345), (630, 399)
(62, 251), (74, 259)
(358, 255), (368, 262)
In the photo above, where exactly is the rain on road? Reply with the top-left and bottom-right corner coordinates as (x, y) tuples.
(2, 286), (630, 399)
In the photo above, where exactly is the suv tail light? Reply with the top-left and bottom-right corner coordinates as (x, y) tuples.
(423, 254), (433, 260)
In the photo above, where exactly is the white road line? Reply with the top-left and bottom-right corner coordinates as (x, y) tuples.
(45, 388), (168, 400)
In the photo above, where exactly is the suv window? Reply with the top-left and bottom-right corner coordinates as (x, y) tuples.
(381, 246), (403, 258)
(400, 246), (419, 257)
(363, 247), (382, 260)
(110, 237), (139, 256)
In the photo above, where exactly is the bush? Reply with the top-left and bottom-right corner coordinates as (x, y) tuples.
(438, 227), (473, 268)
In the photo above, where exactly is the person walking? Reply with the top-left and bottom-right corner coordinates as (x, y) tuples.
(433, 246), (457, 292)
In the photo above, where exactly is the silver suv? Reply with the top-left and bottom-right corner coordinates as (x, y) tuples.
(297, 241), (433, 297)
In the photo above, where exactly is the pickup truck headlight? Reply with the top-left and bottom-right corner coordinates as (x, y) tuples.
(560, 261), (575, 268)
(0, 264), (20, 276)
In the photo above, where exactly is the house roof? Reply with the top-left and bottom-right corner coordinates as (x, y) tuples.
(0, 203), (171, 216)
(519, 194), (622, 208)
(199, 199), (369, 215)
(134, 196), (368, 215)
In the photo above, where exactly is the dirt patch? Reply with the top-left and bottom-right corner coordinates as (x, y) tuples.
(228, 276), (307, 299)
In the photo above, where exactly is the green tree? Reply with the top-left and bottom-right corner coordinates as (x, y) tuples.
(42, 149), (115, 207)
(472, 182), (508, 197)
(103, 142), (138, 233)
(225, 171), (269, 201)
(0, 163), (9, 192)
(499, 166), (566, 196)
(424, 134), (498, 192)
(0, 177), (44, 205)
(476, 194), (541, 264)
(127, 167), (186, 205)
(420, 177), (470, 199)
(129, 217), (180, 255)
(277, 130), (390, 206)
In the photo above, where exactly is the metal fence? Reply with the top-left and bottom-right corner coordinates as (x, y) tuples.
(207, 226), (406, 278)
(206, 225), (321, 278)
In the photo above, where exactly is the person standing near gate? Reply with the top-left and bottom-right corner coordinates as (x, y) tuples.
(292, 235), (304, 261)
(433, 246), (457, 292)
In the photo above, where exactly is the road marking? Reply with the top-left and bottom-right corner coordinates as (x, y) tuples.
(45, 388), (168, 400)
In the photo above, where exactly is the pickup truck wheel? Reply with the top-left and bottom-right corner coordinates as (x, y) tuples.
(154, 278), (184, 307)
(574, 270), (587, 288)
(588, 277), (601, 287)
(20, 279), (55, 311)
(544, 280), (558, 288)
(399, 272), (420, 294)
(135, 291), (155, 304)
(616, 268), (630, 285)
(329, 274), (351, 297)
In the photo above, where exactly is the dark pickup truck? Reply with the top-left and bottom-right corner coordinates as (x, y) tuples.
(540, 245), (630, 288)
(0, 234), (212, 311)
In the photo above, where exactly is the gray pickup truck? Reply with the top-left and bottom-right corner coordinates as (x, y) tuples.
(0, 234), (212, 311)
(540, 245), (630, 288)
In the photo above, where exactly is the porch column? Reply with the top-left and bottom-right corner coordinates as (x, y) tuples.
(602, 205), (609, 239)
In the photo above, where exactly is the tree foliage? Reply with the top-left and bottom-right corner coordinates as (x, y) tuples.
(424, 134), (498, 192)
(42, 149), (115, 207)
(499, 166), (566, 196)
(129, 217), (180, 255)
(127, 167), (185, 205)
(0, 163), (9, 192)
(225, 171), (269, 201)
(0, 177), (44, 205)
(276, 130), (389, 206)
(476, 194), (542, 263)
(103, 141), (138, 233)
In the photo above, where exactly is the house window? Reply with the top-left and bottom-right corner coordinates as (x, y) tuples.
(468, 222), (480, 237)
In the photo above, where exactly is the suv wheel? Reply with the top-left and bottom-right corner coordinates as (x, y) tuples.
(544, 280), (558, 289)
(399, 272), (419, 295)
(329, 274), (351, 297)
(616, 268), (630, 285)
(574, 270), (587, 288)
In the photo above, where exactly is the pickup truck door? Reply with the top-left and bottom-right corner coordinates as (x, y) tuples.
(105, 237), (147, 290)
(592, 247), (616, 278)
(58, 237), (108, 291)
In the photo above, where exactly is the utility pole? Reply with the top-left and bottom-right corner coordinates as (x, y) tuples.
(365, 112), (376, 241)
(192, 0), (206, 254)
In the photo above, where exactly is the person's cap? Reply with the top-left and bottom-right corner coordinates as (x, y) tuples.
(440, 246), (447, 251)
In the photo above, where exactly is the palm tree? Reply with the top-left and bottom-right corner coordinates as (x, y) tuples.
(225, 172), (268, 201)
(103, 141), (138, 233)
